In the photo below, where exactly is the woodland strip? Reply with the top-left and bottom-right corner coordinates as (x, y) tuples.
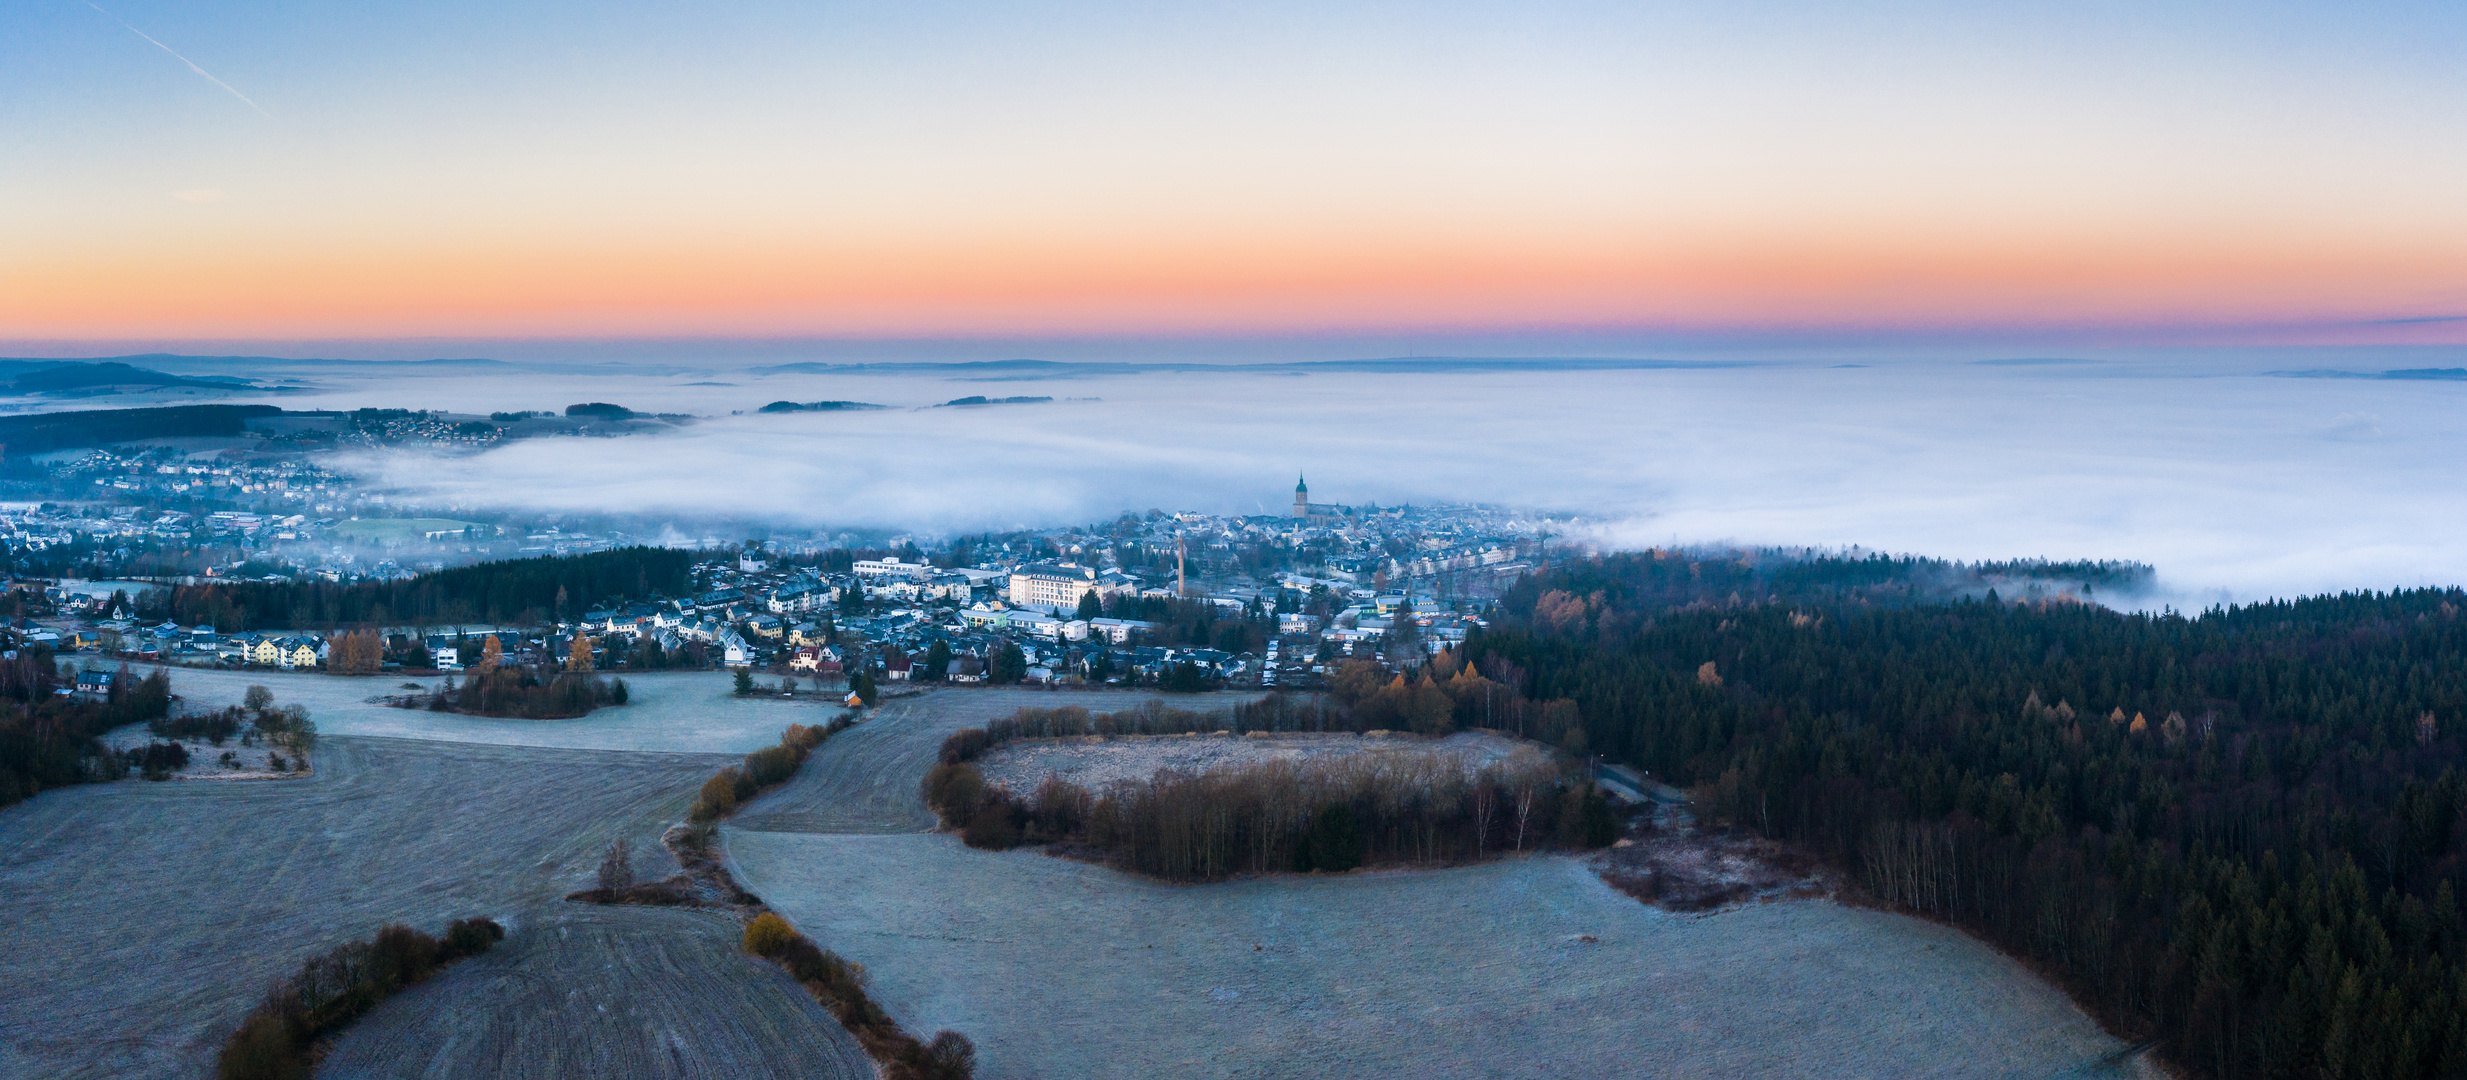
(214, 917), (505, 1080)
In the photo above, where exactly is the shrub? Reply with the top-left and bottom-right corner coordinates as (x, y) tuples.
(369, 924), (441, 989)
(921, 763), (984, 827)
(743, 912), (795, 957)
(960, 793), (1022, 850)
(215, 1011), (304, 1080)
(745, 744), (800, 787)
(921, 1030), (977, 1080)
(440, 917), (504, 959)
(937, 727), (991, 765)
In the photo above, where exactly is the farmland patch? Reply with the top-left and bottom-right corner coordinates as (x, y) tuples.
(729, 832), (2145, 1080)
(971, 729), (1538, 794)
(316, 905), (871, 1080)
(0, 736), (774, 1079)
(157, 667), (831, 754)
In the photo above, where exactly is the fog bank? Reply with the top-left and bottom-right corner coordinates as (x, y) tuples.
(150, 353), (2467, 603)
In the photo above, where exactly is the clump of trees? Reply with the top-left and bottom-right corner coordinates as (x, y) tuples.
(0, 656), (175, 805)
(930, 748), (1594, 881)
(414, 666), (627, 719)
(1493, 554), (2467, 1080)
(924, 699), (1611, 881)
(741, 910), (975, 1080)
(687, 721), (845, 823)
(214, 917), (505, 1080)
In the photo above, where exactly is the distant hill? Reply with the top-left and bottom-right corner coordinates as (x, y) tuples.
(758, 400), (888, 413)
(0, 404), (281, 456)
(9, 362), (255, 395)
(936, 396), (1054, 408)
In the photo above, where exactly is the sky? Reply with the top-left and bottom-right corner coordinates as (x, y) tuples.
(7, 1), (2467, 346)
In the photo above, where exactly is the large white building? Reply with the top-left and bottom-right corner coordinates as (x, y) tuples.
(853, 556), (933, 581)
(1008, 562), (1098, 610)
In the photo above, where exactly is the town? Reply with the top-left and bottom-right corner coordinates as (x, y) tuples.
(2, 477), (1564, 694)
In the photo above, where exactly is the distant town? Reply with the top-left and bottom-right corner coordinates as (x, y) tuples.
(2, 472), (1567, 694)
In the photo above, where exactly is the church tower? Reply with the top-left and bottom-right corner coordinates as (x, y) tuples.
(1293, 475), (1309, 519)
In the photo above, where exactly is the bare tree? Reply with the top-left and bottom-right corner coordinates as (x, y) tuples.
(596, 838), (634, 893)
(1472, 777), (1498, 855)
(1513, 782), (1537, 852)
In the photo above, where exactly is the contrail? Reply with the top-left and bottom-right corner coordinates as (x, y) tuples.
(85, 3), (271, 118)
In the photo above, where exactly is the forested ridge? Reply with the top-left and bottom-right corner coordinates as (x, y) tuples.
(1480, 551), (2467, 1079)
(166, 546), (694, 629)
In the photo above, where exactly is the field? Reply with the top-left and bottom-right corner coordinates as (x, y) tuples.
(0, 731), (864, 1080)
(972, 729), (1537, 793)
(317, 905), (874, 1079)
(161, 667), (832, 755)
(728, 687), (1234, 834)
(724, 687), (2155, 1080)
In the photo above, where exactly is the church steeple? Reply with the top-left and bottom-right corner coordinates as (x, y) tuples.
(1292, 475), (1310, 519)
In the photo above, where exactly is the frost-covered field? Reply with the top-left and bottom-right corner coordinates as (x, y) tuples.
(0, 735), (862, 1080)
(733, 834), (2140, 1080)
(725, 685), (2151, 1080)
(728, 687), (1243, 834)
(317, 905), (873, 1080)
(973, 730), (1538, 793)
(158, 666), (835, 754)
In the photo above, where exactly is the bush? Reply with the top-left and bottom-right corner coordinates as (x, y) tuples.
(215, 1011), (304, 1080)
(937, 727), (991, 766)
(921, 1030), (977, 1080)
(960, 793), (1022, 850)
(743, 912), (795, 957)
(745, 744), (800, 787)
(440, 917), (504, 959)
(921, 763), (984, 827)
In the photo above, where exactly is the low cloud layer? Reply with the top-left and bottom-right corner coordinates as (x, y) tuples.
(266, 356), (2467, 604)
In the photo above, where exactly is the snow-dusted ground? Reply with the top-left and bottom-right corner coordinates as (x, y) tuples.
(973, 729), (1541, 793)
(150, 666), (840, 754)
(726, 687), (2156, 1080)
(732, 833), (2147, 1080)
(100, 723), (309, 781)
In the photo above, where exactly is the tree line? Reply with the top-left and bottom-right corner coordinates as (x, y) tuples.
(163, 545), (695, 630)
(1482, 551), (2467, 1080)
(215, 917), (505, 1080)
(0, 654), (174, 806)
